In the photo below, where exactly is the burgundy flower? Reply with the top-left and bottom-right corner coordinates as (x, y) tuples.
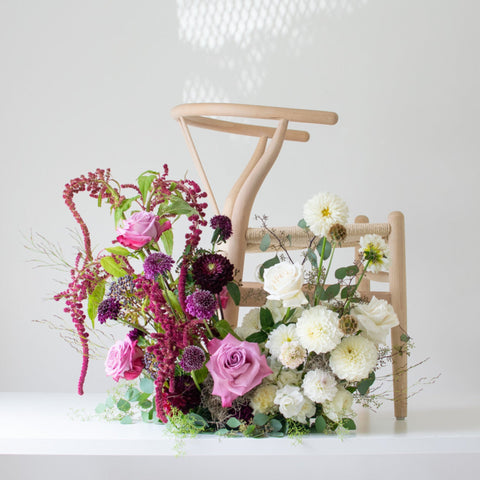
(161, 376), (201, 415)
(192, 253), (234, 294)
(210, 215), (233, 241)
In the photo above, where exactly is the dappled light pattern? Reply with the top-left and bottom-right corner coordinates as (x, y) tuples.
(176, 0), (368, 101)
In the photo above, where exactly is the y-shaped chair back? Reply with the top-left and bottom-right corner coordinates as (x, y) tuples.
(171, 103), (407, 420)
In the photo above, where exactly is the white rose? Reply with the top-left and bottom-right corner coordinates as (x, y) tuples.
(263, 262), (308, 308)
(323, 386), (354, 423)
(274, 385), (306, 419)
(352, 296), (399, 345)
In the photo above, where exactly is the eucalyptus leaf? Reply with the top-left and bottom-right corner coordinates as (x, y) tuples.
(95, 403), (105, 414)
(258, 255), (280, 281)
(316, 237), (332, 260)
(139, 399), (152, 409)
(125, 387), (141, 402)
(325, 283), (340, 300)
(226, 417), (242, 429)
(335, 267), (347, 280)
(315, 416), (327, 433)
(140, 376), (154, 394)
(297, 218), (308, 230)
(253, 413), (269, 426)
(400, 333), (411, 342)
(306, 248), (318, 269)
(105, 396), (115, 408)
(120, 415), (133, 425)
(345, 265), (359, 277)
(341, 285), (357, 299)
(342, 418), (356, 430)
(357, 371), (376, 395)
(216, 428), (229, 436)
(259, 233), (271, 252)
(269, 419), (283, 432)
(117, 399), (131, 412)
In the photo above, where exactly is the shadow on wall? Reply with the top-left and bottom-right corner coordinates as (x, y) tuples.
(176, 0), (368, 102)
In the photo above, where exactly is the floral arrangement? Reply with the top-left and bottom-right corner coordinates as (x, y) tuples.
(50, 167), (411, 437)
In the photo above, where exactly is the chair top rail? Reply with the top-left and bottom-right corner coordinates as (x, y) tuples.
(180, 115), (310, 142)
(171, 103), (338, 125)
(245, 223), (392, 252)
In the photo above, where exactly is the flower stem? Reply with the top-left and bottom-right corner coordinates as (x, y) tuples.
(344, 259), (371, 312)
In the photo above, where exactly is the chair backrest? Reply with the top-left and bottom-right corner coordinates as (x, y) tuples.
(172, 103), (407, 420)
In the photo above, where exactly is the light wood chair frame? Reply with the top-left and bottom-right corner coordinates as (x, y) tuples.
(171, 103), (408, 420)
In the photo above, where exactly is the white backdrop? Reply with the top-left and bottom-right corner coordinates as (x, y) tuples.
(1, 0), (479, 413)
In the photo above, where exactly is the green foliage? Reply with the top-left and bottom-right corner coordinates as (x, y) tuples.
(140, 376), (154, 394)
(114, 196), (141, 227)
(341, 285), (357, 299)
(214, 319), (240, 340)
(400, 333), (411, 342)
(341, 418), (356, 430)
(226, 417), (242, 429)
(226, 282), (241, 306)
(253, 413), (269, 426)
(316, 237), (332, 260)
(357, 371), (376, 395)
(161, 228), (174, 256)
(245, 331), (268, 343)
(260, 308), (274, 331)
(87, 280), (105, 326)
(315, 416), (327, 433)
(117, 399), (131, 412)
(120, 415), (133, 425)
(297, 218), (308, 230)
(305, 248), (318, 269)
(191, 365), (208, 384)
(259, 233), (271, 252)
(258, 255), (280, 281)
(100, 256), (127, 278)
(138, 174), (156, 203)
(105, 246), (131, 256)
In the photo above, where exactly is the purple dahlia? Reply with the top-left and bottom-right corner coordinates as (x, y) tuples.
(192, 253), (234, 294)
(210, 215), (233, 241)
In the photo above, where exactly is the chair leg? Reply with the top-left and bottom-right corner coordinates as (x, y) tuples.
(388, 211), (408, 420)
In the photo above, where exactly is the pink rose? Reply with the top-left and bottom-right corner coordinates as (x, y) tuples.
(206, 334), (272, 407)
(105, 338), (144, 382)
(116, 211), (171, 250)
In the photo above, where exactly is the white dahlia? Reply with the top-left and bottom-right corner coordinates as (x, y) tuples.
(265, 324), (299, 359)
(291, 397), (316, 424)
(303, 192), (349, 237)
(352, 296), (399, 345)
(329, 335), (378, 382)
(302, 369), (338, 403)
(250, 383), (278, 415)
(235, 307), (261, 340)
(359, 234), (391, 273)
(322, 386), (354, 423)
(296, 306), (343, 354)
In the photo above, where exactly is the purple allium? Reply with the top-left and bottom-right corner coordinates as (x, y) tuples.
(161, 375), (201, 414)
(185, 290), (217, 319)
(180, 345), (206, 372)
(143, 252), (174, 280)
(97, 297), (121, 324)
(210, 215), (233, 241)
(192, 253), (234, 294)
(127, 328), (144, 341)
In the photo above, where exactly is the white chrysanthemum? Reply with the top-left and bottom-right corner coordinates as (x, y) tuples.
(323, 386), (354, 423)
(302, 369), (338, 403)
(278, 341), (307, 369)
(274, 385), (307, 420)
(250, 383), (278, 415)
(235, 307), (261, 340)
(265, 324), (299, 359)
(296, 306), (343, 354)
(291, 397), (316, 424)
(303, 192), (349, 236)
(359, 234), (391, 273)
(352, 296), (399, 345)
(329, 335), (378, 382)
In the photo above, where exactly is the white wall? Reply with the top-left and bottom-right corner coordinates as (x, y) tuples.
(1, 0), (479, 411)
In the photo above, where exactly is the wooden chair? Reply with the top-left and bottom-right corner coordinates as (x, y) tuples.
(171, 103), (407, 420)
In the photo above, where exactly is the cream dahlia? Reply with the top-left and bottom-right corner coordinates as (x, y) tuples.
(359, 234), (391, 273)
(296, 305), (343, 354)
(302, 369), (338, 403)
(250, 383), (278, 415)
(322, 386), (354, 422)
(303, 192), (349, 237)
(265, 324), (299, 359)
(329, 335), (378, 382)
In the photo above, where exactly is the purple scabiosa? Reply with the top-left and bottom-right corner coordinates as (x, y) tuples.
(97, 297), (121, 324)
(210, 215), (233, 241)
(192, 253), (234, 294)
(185, 290), (217, 319)
(179, 345), (206, 372)
(143, 252), (174, 280)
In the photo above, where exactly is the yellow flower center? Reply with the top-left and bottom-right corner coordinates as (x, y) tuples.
(321, 207), (331, 217)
